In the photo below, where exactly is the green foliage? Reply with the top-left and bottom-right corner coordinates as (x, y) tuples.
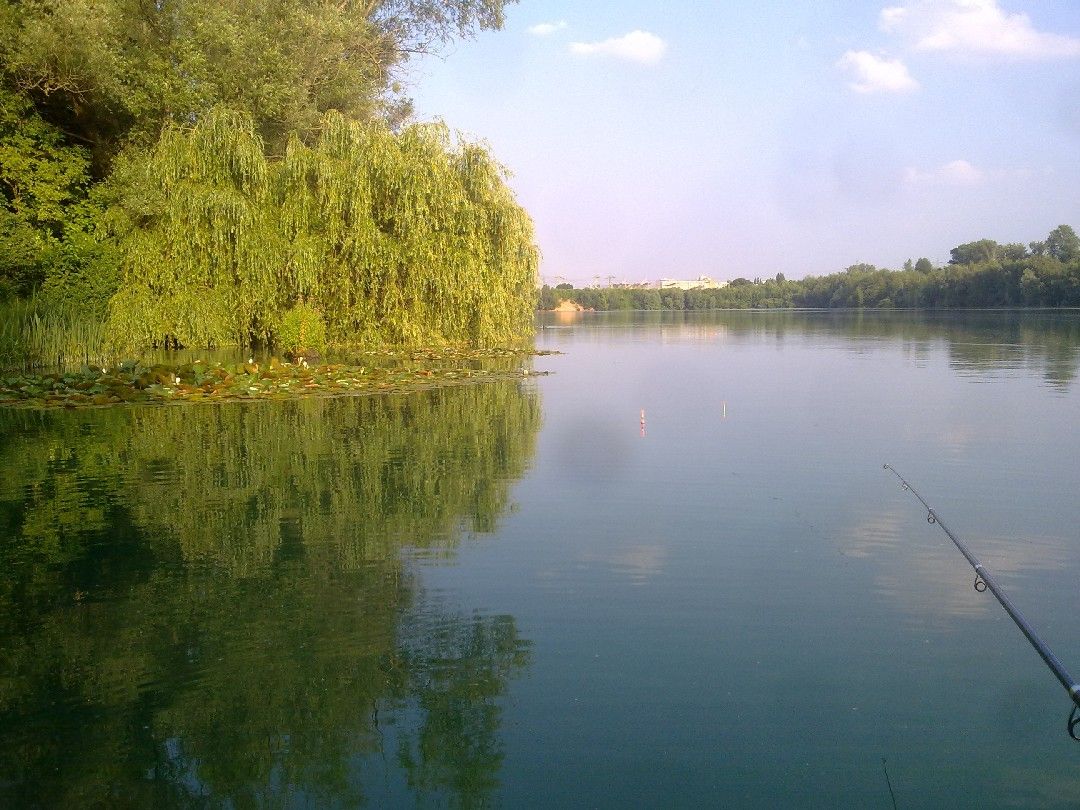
(660, 288), (685, 310)
(1046, 224), (1080, 264)
(1, 0), (517, 169)
(630, 288), (661, 310)
(0, 297), (31, 366)
(537, 284), (558, 310)
(0, 87), (90, 226)
(22, 306), (109, 369)
(104, 108), (538, 351)
(277, 113), (538, 345)
(0, 297), (112, 370)
(0, 208), (49, 298)
(0, 86), (93, 296)
(275, 302), (327, 357)
(1, 2), (529, 361)
(104, 108), (278, 350)
(949, 238), (1001, 265)
(36, 221), (120, 317)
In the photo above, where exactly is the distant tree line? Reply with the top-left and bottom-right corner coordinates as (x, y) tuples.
(540, 225), (1080, 311)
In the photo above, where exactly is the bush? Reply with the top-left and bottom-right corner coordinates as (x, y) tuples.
(275, 302), (326, 357)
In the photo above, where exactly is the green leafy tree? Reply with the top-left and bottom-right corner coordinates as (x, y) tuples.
(537, 284), (557, 309)
(949, 239), (999, 265)
(1, 1), (536, 360)
(1045, 224), (1080, 264)
(104, 108), (537, 350)
(630, 288), (660, 310)
(659, 288), (685, 310)
(1000, 243), (1028, 262)
(0, 87), (91, 296)
(1, 0), (517, 170)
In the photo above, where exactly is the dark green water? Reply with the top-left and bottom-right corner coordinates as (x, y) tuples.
(2, 310), (1079, 807)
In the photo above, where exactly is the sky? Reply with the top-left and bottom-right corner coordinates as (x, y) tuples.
(409, 1), (1080, 285)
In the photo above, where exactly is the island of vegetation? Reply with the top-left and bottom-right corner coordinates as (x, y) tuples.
(539, 224), (1080, 312)
(1, 0), (538, 383)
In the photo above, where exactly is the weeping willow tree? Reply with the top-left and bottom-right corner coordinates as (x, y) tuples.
(278, 112), (538, 345)
(104, 109), (281, 349)
(104, 107), (538, 351)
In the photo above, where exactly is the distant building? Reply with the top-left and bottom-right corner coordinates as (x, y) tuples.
(658, 275), (728, 290)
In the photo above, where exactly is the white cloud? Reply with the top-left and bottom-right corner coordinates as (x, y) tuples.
(837, 50), (920, 93)
(903, 159), (985, 186)
(569, 30), (667, 65)
(880, 1), (1080, 59)
(528, 20), (567, 37)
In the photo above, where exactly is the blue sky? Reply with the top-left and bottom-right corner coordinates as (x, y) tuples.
(410, 1), (1080, 285)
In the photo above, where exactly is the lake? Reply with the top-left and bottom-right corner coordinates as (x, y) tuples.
(1, 310), (1079, 808)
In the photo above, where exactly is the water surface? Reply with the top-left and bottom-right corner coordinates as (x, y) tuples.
(2, 310), (1079, 807)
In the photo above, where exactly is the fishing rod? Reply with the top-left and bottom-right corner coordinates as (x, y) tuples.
(883, 464), (1080, 741)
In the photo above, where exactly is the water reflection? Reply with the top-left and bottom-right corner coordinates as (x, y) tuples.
(0, 382), (540, 807)
(842, 508), (1074, 626)
(542, 309), (1080, 390)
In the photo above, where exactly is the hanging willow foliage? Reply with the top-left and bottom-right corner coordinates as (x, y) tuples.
(105, 107), (539, 351)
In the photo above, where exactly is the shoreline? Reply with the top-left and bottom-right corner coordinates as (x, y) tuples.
(0, 349), (557, 411)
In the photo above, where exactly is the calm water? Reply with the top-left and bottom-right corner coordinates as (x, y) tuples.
(2, 310), (1079, 808)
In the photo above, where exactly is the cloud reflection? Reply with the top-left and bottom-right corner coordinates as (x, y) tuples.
(843, 508), (1074, 626)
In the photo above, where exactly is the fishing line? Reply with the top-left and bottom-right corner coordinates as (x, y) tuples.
(884, 464), (1080, 741)
(882, 757), (898, 810)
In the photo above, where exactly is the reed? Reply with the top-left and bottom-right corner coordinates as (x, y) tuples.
(0, 299), (33, 370)
(0, 299), (112, 371)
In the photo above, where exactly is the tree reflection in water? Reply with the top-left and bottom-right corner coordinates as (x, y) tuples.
(0, 381), (540, 807)
(546, 309), (1080, 391)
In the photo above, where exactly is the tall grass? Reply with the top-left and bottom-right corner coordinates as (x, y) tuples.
(0, 299), (33, 371)
(0, 298), (112, 372)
